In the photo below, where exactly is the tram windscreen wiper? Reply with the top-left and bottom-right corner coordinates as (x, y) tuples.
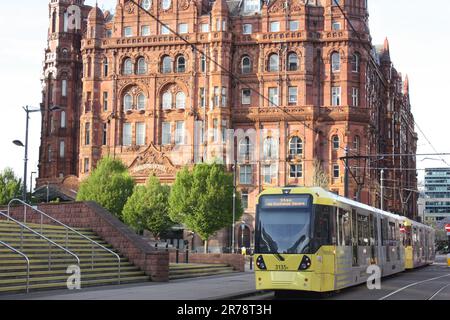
(273, 252), (285, 261)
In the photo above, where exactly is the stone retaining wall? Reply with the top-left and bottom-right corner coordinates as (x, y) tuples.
(169, 251), (245, 272)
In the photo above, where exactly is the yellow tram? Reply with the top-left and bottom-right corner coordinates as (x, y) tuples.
(254, 187), (435, 293)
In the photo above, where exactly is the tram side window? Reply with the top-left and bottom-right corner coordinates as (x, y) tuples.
(357, 214), (369, 246)
(351, 210), (358, 245)
(337, 209), (351, 246)
(369, 213), (377, 245)
(313, 206), (335, 251)
(388, 222), (396, 243)
(381, 218), (388, 246)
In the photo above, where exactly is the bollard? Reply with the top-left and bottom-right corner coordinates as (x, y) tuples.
(176, 249), (179, 264)
(447, 253), (450, 267)
(249, 255), (253, 270)
(185, 249), (189, 264)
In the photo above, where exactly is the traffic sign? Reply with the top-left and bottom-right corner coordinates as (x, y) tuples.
(445, 224), (450, 232)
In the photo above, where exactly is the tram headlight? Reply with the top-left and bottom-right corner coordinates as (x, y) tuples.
(256, 255), (267, 270)
(298, 255), (312, 271)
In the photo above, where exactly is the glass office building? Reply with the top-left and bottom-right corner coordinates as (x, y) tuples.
(423, 168), (450, 223)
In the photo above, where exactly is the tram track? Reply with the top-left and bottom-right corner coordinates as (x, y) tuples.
(378, 273), (450, 300)
(427, 283), (450, 300)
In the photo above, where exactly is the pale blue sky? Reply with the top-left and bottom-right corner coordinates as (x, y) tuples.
(0, 0), (449, 187)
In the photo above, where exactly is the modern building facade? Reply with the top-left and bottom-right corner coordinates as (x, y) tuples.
(422, 168), (450, 224)
(38, 0), (418, 252)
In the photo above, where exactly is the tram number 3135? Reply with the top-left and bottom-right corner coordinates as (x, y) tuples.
(275, 265), (288, 271)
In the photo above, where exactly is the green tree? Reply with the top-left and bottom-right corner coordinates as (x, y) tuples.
(0, 168), (22, 205)
(76, 157), (135, 219)
(169, 163), (243, 253)
(123, 175), (174, 239)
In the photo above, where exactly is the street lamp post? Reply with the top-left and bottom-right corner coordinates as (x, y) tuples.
(13, 105), (60, 203)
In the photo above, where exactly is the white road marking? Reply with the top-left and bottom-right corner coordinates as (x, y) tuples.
(379, 274), (450, 300)
(428, 283), (450, 300)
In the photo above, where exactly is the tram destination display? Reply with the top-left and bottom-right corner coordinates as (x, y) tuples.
(260, 195), (311, 209)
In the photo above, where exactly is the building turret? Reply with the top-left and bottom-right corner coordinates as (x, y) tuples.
(37, 0), (90, 187)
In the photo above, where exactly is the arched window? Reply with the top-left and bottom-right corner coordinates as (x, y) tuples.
(176, 56), (186, 73)
(241, 56), (251, 74)
(263, 137), (277, 159)
(123, 94), (133, 111)
(331, 52), (340, 72)
(176, 92), (186, 109)
(268, 54), (279, 72)
(142, 0), (152, 10)
(239, 137), (251, 159)
(161, 56), (172, 73)
(332, 135), (340, 150)
(103, 58), (109, 77)
(123, 58), (133, 75)
(162, 91), (172, 109)
(289, 136), (303, 156)
(287, 53), (299, 71)
(137, 93), (146, 110)
(137, 57), (147, 74)
(352, 53), (360, 73)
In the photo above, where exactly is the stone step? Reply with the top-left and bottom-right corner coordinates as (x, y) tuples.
(0, 241), (113, 249)
(169, 267), (234, 276)
(0, 261), (133, 272)
(0, 248), (117, 254)
(0, 252), (122, 259)
(0, 266), (140, 279)
(0, 271), (146, 286)
(169, 269), (236, 280)
(0, 220), (92, 232)
(0, 220), (151, 294)
(0, 276), (150, 294)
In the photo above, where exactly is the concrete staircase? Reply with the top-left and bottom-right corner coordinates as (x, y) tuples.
(169, 263), (236, 280)
(0, 220), (149, 294)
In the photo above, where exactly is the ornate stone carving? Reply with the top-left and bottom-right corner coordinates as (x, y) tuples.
(268, 1), (286, 13)
(178, 0), (190, 11)
(128, 143), (177, 176)
(125, 1), (136, 14)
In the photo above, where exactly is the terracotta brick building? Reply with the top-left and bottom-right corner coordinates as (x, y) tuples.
(38, 0), (418, 252)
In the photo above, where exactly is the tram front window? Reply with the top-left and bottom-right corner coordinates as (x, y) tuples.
(257, 208), (311, 254)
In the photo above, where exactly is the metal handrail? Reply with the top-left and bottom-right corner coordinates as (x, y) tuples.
(8, 199), (121, 284)
(0, 211), (80, 267)
(0, 240), (30, 293)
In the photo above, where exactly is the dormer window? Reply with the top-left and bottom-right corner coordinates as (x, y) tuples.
(161, 0), (171, 10)
(243, 0), (260, 12)
(142, 0), (152, 10)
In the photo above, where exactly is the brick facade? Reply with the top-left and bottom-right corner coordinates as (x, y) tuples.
(38, 0), (418, 252)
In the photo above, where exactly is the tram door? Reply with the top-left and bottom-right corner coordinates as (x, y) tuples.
(351, 209), (359, 266)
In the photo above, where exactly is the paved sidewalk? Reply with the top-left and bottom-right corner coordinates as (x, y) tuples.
(1, 271), (257, 300)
